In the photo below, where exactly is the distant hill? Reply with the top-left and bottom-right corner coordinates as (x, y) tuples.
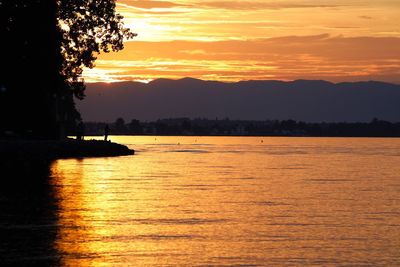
(77, 78), (400, 122)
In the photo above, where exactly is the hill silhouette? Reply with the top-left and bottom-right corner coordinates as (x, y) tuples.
(78, 78), (400, 122)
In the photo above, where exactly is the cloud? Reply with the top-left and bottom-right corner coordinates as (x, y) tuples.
(359, 15), (373, 20)
(180, 49), (207, 55)
(196, 1), (340, 10)
(116, 0), (400, 43)
(84, 35), (400, 83)
(119, 0), (339, 11)
(118, 0), (188, 9)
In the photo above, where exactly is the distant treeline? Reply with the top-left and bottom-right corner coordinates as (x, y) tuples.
(80, 118), (400, 137)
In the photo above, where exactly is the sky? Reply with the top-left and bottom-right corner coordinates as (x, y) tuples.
(83, 0), (400, 83)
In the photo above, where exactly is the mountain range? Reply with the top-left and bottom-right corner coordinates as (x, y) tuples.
(78, 78), (400, 122)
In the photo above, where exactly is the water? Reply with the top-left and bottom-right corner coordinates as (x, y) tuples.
(2, 136), (400, 266)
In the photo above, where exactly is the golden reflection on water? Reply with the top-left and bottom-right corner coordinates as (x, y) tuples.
(51, 137), (400, 266)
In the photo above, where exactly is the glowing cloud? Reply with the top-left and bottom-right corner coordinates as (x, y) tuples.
(83, 0), (400, 83)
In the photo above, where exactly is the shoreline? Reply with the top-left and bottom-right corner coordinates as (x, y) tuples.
(0, 139), (134, 161)
(0, 139), (134, 185)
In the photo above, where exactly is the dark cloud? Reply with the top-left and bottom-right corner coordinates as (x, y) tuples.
(359, 15), (374, 19)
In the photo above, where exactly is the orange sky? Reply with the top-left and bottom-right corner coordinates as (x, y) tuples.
(83, 0), (400, 83)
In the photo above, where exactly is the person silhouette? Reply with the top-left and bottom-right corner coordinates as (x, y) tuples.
(104, 124), (110, 141)
(76, 121), (84, 141)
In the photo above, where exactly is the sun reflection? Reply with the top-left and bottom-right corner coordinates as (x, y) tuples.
(51, 159), (129, 266)
(50, 156), (171, 266)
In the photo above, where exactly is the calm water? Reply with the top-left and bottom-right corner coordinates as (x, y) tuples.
(2, 136), (400, 266)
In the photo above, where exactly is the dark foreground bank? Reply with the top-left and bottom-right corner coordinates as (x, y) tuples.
(0, 139), (134, 161)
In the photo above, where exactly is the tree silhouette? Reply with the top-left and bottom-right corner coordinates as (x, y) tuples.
(115, 118), (126, 133)
(58, 0), (136, 99)
(0, 0), (135, 139)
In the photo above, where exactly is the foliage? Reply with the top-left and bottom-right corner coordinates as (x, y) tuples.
(58, 0), (136, 99)
(84, 118), (400, 137)
(0, 0), (135, 138)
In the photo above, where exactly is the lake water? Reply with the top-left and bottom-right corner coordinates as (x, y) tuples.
(2, 136), (400, 266)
